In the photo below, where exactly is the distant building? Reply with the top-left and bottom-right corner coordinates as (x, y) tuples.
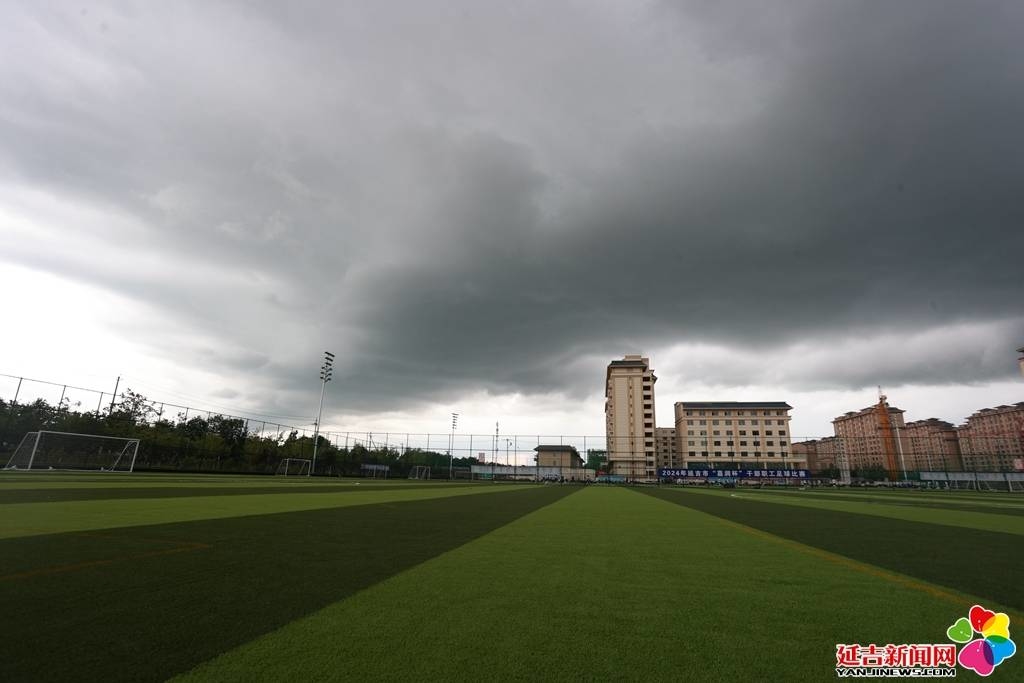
(790, 437), (839, 473)
(901, 418), (962, 471)
(832, 399), (907, 478)
(1018, 346), (1024, 377)
(655, 427), (679, 469)
(957, 403), (1024, 472)
(605, 355), (657, 479)
(674, 401), (801, 470)
(534, 445), (584, 469)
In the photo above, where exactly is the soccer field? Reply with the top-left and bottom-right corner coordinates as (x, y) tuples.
(1, 475), (1021, 681)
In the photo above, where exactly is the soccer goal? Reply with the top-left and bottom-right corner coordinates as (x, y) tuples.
(275, 458), (311, 476)
(4, 431), (140, 472)
(408, 465), (431, 480)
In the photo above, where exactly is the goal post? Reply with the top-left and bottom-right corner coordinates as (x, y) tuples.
(408, 465), (431, 480)
(4, 431), (140, 472)
(275, 458), (311, 476)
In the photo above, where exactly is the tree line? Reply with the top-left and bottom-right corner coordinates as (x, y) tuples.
(0, 389), (482, 477)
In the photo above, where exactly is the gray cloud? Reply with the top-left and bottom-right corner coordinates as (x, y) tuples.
(1, 1), (1022, 416)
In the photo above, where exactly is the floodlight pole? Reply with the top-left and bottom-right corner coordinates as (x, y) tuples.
(448, 412), (459, 480)
(311, 351), (335, 477)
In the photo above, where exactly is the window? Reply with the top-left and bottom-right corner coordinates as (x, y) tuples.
(726, 430), (734, 436)
(739, 430), (747, 436)
(700, 420), (707, 425)
(699, 430), (707, 436)
(780, 440), (787, 446)
(752, 430), (760, 436)
(686, 410), (693, 416)
(725, 419), (732, 425)
(740, 440), (748, 446)
(701, 451), (708, 457)
(686, 419), (694, 425)
(779, 430), (786, 436)
(714, 441), (721, 446)
(753, 441), (761, 447)
(714, 451), (721, 456)
(727, 440), (734, 446)
(766, 430), (773, 436)
(712, 419), (720, 425)
(738, 419), (746, 425)
(767, 452), (775, 457)
(712, 411), (719, 416)
(713, 430), (720, 436)
(777, 420), (785, 425)
(727, 451), (734, 457)
(687, 430), (694, 436)
(688, 440), (695, 446)
(741, 451), (748, 457)
(689, 451), (696, 456)
(699, 411), (706, 416)
(767, 441), (774, 446)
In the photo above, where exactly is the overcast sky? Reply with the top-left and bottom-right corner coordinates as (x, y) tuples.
(1, 1), (1022, 451)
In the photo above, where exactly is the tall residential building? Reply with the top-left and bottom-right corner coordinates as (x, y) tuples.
(957, 403), (1024, 472)
(831, 399), (907, 478)
(674, 401), (802, 470)
(790, 436), (839, 473)
(605, 355), (657, 478)
(655, 427), (679, 469)
(901, 418), (962, 471)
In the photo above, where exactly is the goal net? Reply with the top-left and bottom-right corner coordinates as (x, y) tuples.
(4, 431), (140, 472)
(275, 458), (311, 476)
(408, 465), (431, 480)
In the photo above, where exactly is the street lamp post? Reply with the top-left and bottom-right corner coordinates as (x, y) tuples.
(311, 351), (335, 477)
(448, 412), (459, 480)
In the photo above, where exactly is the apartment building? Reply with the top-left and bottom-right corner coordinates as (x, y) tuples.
(957, 403), (1024, 472)
(831, 400), (907, 476)
(790, 436), (839, 473)
(674, 401), (802, 470)
(901, 418), (962, 471)
(605, 355), (657, 479)
(655, 427), (679, 469)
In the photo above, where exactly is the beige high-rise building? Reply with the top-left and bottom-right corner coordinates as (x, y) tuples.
(901, 418), (962, 471)
(655, 427), (679, 469)
(957, 403), (1024, 472)
(605, 355), (657, 478)
(674, 401), (802, 470)
(790, 436), (839, 473)
(832, 400), (907, 477)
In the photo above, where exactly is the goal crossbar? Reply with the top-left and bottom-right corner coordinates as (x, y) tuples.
(4, 431), (140, 472)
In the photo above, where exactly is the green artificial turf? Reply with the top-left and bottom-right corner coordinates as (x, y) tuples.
(747, 488), (1024, 517)
(0, 483), (517, 540)
(0, 482), (472, 504)
(645, 487), (1024, 611)
(667, 487), (1024, 534)
(179, 486), (994, 682)
(0, 484), (574, 682)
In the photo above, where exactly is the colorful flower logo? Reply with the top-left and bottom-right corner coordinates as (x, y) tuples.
(946, 604), (1016, 676)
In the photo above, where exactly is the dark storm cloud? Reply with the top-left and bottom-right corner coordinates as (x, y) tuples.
(1, 1), (1022, 413)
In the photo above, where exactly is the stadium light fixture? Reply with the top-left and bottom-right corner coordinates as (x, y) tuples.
(311, 351), (334, 477)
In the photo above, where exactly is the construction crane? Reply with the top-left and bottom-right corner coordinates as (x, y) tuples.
(876, 388), (900, 482)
